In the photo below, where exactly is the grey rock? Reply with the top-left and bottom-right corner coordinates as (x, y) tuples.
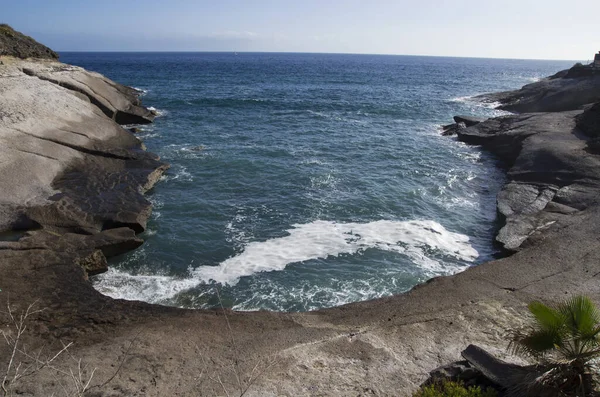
(4, 34), (600, 397)
(497, 183), (556, 217)
(453, 115), (486, 127)
(427, 361), (471, 382)
(475, 72), (600, 113)
(21, 63), (155, 124)
(441, 121), (466, 136)
(576, 102), (600, 138)
(0, 55), (167, 282)
(588, 137), (600, 153)
(456, 110), (600, 251)
(74, 250), (108, 278)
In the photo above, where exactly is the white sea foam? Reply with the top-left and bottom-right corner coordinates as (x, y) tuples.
(451, 95), (475, 103)
(450, 96), (513, 118)
(451, 95), (503, 110)
(301, 158), (327, 166)
(309, 173), (337, 189)
(132, 87), (149, 96)
(148, 106), (168, 117)
(94, 219), (478, 304)
(194, 219), (477, 285)
(160, 165), (194, 182)
(95, 267), (199, 304)
(120, 124), (161, 140)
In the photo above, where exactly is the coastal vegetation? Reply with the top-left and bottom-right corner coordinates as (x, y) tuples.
(413, 380), (497, 397)
(413, 296), (600, 396)
(0, 23), (58, 59)
(509, 296), (600, 396)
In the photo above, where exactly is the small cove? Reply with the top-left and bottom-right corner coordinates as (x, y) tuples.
(59, 52), (574, 311)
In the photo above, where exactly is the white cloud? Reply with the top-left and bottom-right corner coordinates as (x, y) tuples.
(209, 31), (259, 40)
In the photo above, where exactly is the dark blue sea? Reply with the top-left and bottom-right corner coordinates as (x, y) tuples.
(60, 52), (573, 311)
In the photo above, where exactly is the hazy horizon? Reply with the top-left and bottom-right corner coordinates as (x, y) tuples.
(5, 0), (599, 61)
(56, 50), (580, 62)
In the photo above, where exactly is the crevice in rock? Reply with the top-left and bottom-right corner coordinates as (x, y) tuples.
(14, 127), (135, 160)
(12, 147), (61, 161)
(101, 220), (144, 234)
(70, 74), (119, 110)
(0, 246), (47, 251)
(56, 127), (92, 140)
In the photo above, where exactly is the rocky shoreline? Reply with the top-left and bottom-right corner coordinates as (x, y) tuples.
(2, 29), (600, 396)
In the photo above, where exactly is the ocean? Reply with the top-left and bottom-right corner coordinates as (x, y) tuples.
(59, 52), (573, 312)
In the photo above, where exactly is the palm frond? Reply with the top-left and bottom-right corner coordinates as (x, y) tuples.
(528, 301), (564, 332)
(558, 295), (600, 337)
(509, 327), (561, 359)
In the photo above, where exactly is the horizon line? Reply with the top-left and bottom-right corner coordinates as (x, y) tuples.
(56, 50), (583, 63)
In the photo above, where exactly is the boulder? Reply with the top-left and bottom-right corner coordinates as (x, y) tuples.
(576, 102), (600, 138)
(74, 249), (108, 278)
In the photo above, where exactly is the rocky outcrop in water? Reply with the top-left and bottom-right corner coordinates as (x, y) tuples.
(442, 64), (600, 252)
(455, 110), (600, 251)
(476, 64), (600, 113)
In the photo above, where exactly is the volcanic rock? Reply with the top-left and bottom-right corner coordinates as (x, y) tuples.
(453, 115), (485, 127)
(476, 66), (600, 113)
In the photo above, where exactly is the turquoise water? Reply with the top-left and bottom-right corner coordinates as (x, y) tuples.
(61, 53), (573, 311)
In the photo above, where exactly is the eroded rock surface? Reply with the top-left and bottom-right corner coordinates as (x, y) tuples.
(476, 66), (600, 113)
(0, 54), (167, 277)
(455, 111), (600, 251)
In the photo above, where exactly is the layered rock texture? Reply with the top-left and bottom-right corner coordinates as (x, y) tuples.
(0, 55), (166, 265)
(2, 28), (600, 397)
(456, 110), (600, 251)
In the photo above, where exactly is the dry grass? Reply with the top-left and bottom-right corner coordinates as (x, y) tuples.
(0, 296), (137, 397)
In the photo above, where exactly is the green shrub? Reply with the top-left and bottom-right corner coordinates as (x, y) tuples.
(413, 380), (497, 397)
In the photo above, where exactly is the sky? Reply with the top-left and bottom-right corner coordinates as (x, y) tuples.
(2, 0), (598, 60)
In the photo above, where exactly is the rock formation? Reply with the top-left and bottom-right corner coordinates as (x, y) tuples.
(455, 110), (600, 251)
(0, 32), (167, 279)
(476, 63), (600, 113)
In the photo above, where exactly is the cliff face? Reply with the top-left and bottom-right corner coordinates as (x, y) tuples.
(0, 29), (166, 278)
(0, 24), (59, 60)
